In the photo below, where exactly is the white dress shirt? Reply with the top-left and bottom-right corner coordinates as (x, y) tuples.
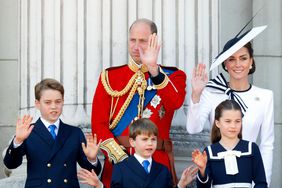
(134, 153), (153, 173)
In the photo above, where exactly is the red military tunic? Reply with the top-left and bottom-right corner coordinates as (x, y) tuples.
(91, 58), (186, 187)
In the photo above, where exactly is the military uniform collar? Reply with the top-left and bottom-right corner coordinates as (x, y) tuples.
(128, 56), (148, 73)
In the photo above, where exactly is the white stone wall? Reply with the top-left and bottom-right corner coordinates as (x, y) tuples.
(0, 0), (281, 187)
(17, 0), (219, 127)
(0, 0), (19, 180)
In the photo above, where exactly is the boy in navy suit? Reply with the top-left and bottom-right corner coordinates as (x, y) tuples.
(78, 118), (198, 188)
(3, 78), (102, 188)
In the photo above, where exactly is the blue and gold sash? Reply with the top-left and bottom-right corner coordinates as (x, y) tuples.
(112, 67), (175, 136)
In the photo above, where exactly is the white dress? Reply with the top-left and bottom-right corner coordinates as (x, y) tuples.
(186, 75), (274, 186)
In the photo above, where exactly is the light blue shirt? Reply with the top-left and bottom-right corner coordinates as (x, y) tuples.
(41, 117), (60, 136)
(134, 153), (152, 173)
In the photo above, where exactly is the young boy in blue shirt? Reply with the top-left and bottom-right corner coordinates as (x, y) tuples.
(4, 78), (101, 188)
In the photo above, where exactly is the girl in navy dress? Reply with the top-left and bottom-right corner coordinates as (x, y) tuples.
(192, 99), (267, 188)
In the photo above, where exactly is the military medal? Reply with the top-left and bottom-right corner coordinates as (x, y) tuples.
(151, 95), (161, 108)
(158, 105), (166, 119)
(142, 108), (153, 118)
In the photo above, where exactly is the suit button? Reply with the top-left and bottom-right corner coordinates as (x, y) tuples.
(64, 163), (67, 167)
(47, 179), (52, 183)
(64, 179), (68, 183)
(8, 149), (11, 154)
(47, 163), (51, 167)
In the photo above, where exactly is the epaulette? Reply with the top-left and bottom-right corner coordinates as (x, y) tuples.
(104, 64), (128, 72)
(159, 65), (179, 71)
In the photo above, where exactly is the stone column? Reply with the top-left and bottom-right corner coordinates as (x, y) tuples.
(1, 0), (219, 187)
(19, 0), (102, 126)
(0, 0), (20, 181)
(18, 0), (219, 128)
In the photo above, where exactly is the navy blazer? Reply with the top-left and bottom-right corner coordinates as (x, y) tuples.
(4, 118), (101, 188)
(111, 156), (174, 188)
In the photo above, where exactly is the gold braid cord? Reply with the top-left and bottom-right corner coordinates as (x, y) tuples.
(100, 138), (128, 163)
(101, 70), (137, 97)
(153, 67), (170, 90)
(136, 72), (147, 118)
(109, 82), (138, 130)
(101, 69), (147, 130)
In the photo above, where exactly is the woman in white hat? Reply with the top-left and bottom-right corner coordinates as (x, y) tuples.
(186, 26), (274, 187)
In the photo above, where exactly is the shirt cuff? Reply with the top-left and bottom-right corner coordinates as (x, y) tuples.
(197, 172), (209, 184)
(88, 157), (98, 166)
(190, 98), (200, 106)
(13, 138), (23, 148)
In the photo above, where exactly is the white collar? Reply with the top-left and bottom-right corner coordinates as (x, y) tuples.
(40, 117), (60, 130)
(134, 153), (152, 166)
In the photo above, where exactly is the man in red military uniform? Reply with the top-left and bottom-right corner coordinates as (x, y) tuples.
(91, 18), (186, 187)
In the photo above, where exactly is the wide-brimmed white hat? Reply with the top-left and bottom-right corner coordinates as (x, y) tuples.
(210, 25), (267, 71)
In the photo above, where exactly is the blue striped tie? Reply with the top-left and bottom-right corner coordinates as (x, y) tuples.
(49, 125), (57, 140)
